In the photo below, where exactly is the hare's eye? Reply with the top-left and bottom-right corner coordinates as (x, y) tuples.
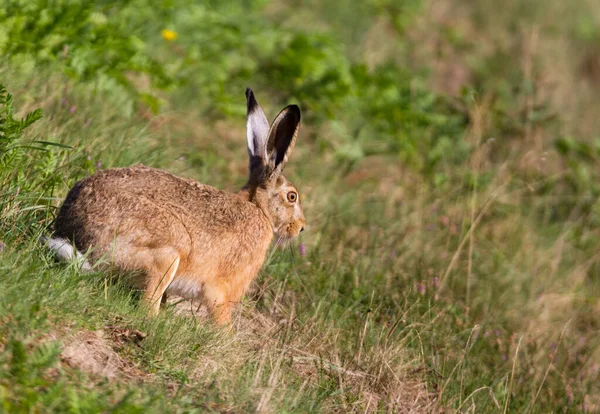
(287, 191), (298, 203)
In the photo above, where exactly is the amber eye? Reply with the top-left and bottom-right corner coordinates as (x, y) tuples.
(287, 191), (298, 203)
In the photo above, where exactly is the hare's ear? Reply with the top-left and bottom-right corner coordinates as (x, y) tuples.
(246, 88), (269, 178)
(266, 104), (301, 178)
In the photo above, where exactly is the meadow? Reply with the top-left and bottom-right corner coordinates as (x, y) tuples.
(1, 0), (599, 412)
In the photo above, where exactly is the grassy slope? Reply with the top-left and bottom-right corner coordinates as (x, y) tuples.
(1, 0), (600, 412)
(0, 70), (436, 412)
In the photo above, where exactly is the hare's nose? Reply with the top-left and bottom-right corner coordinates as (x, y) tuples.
(300, 227), (305, 233)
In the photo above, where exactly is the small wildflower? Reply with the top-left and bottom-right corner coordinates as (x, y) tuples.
(87, 155), (91, 161)
(566, 384), (574, 403)
(161, 29), (178, 41)
(433, 277), (439, 288)
(96, 160), (102, 169)
(502, 354), (507, 361)
(69, 105), (76, 114)
(418, 283), (426, 295)
(84, 118), (91, 128)
(299, 243), (306, 257)
(0, 241), (5, 252)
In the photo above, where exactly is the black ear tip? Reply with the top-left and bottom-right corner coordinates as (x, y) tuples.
(246, 88), (258, 111)
(287, 104), (301, 121)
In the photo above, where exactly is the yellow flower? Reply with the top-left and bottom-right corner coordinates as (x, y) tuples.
(161, 29), (178, 41)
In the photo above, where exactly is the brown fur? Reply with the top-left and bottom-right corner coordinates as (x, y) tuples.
(52, 90), (305, 324)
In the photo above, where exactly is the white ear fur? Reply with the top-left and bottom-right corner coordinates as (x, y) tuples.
(245, 88), (269, 161)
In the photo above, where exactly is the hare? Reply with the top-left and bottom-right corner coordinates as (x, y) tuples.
(46, 88), (305, 325)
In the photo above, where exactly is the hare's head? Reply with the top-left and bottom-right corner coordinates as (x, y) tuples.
(244, 88), (305, 239)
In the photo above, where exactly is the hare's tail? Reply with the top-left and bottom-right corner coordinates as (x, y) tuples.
(42, 236), (92, 272)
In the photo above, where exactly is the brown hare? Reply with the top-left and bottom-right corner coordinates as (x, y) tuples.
(46, 88), (305, 325)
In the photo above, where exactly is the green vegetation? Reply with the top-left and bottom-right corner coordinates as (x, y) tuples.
(1, 0), (599, 412)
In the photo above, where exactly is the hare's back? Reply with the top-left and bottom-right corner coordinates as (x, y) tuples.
(54, 165), (263, 253)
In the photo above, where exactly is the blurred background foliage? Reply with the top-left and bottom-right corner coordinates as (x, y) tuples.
(1, 0), (600, 411)
(0, 0), (467, 168)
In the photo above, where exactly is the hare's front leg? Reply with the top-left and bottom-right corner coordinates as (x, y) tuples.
(139, 249), (180, 315)
(203, 273), (255, 326)
(203, 283), (234, 325)
(213, 302), (234, 326)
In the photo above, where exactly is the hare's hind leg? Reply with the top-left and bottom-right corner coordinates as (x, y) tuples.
(139, 248), (180, 315)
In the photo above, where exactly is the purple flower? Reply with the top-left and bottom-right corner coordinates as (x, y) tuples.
(96, 160), (102, 169)
(0, 241), (5, 252)
(87, 155), (91, 161)
(84, 118), (91, 128)
(433, 277), (439, 288)
(69, 105), (76, 114)
(502, 354), (507, 361)
(299, 243), (306, 257)
(418, 283), (426, 295)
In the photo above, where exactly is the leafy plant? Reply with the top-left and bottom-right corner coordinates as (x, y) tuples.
(0, 84), (43, 162)
(0, 0), (172, 113)
(0, 83), (68, 239)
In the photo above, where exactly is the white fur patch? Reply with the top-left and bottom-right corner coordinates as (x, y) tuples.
(246, 109), (269, 158)
(45, 237), (92, 272)
(166, 277), (203, 299)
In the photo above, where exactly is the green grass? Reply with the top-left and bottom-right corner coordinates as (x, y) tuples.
(1, 0), (600, 412)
